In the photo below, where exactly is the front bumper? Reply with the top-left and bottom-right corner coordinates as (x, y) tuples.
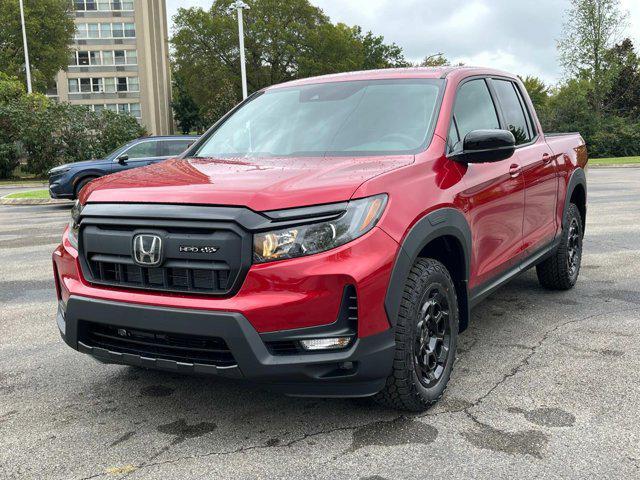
(58, 296), (395, 397)
(48, 176), (73, 199)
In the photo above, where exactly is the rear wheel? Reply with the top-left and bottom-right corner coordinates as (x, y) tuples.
(536, 203), (583, 290)
(374, 258), (458, 412)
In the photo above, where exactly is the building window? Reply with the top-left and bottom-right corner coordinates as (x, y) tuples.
(116, 77), (128, 92)
(129, 103), (141, 118)
(76, 23), (88, 39)
(114, 50), (126, 65)
(124, 23), (136, 38)
(77, 0), (133, 11)
(99, 23), (111, 38)
(79, 78), (91, 93)
(78, 51), (90, 66)
(128, 77), (139, 92)
(102, 51), (113, 65)
(125, 50), (137, 64)
(91, 78), (103, 93)
(75, 22), (135, 40)
(68, 76), (139, 94)
(91, 103), (140, 119)
(112, 23), (124, 38)
(89, 51), (101, 65)
(104, 77), (116, 93)
(88, 23), (99, 39)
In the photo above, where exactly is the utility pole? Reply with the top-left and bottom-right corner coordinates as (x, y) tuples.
(19, 0), (33, 94)
(229, 1), (249, 99)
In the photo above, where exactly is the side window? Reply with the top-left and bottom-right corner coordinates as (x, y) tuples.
(124, 141), (158, 159)
(160, 140), (194, 157)
(492, 79), (533, 145)
(449, 79), (500, 153)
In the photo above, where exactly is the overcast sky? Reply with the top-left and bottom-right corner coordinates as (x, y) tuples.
(166, 0), (640, 85)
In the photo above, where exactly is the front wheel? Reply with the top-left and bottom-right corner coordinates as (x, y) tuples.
(536, 203), (583, 290)
(374, 258), (458, 412)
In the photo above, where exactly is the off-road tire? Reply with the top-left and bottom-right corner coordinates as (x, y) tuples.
(536, 203), (583, 290)
(374, 258), (458, 412)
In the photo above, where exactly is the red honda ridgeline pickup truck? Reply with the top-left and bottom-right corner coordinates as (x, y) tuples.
(53, 67), (587, 411)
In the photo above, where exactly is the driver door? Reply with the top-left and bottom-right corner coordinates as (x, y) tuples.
(449, 78), (526, 290)
(115, 139), (163, 172)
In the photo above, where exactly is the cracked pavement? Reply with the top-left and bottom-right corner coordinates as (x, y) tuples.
(1, 168), (639, 479)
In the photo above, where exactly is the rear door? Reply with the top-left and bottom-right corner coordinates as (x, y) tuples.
(489, 78), (558, 252)
(450, 78), (526, 289)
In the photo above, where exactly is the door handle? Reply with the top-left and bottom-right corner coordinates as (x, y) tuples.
(542, 153), (552, 164)
(509, 163), (522, 178)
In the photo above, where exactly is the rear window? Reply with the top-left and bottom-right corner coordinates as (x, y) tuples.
(193, 79), (444, 157)
(161, 140), (194, 156)
(492, 79), (534, 145)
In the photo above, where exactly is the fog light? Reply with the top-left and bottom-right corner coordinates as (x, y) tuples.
(299, 337), (352, 351)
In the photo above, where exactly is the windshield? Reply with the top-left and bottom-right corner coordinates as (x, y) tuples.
(193, 79), (443, 158)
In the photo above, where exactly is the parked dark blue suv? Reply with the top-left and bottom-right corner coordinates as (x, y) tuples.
(48, 135), (198, 199)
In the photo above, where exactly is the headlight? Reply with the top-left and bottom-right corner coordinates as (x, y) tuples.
(253, 194), (387, 263)
(49, 165), (71, 175)
(67, 200), (83, 249)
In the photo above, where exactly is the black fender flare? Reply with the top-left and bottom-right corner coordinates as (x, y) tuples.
(384, 208), (472, 332)
(563, 167), (587, 232)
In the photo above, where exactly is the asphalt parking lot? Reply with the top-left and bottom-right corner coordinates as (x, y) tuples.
(1, 168), (639, 479)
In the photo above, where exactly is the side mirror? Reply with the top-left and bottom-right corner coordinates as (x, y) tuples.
(116, 154), (129, 164)
(451, 129), (516, 163)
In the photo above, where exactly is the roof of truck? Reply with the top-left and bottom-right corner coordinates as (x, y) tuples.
(267, 66), (517, 90)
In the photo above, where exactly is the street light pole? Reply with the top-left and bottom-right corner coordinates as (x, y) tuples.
(229, 1), (249, 99)
(18, 0), (33, 94)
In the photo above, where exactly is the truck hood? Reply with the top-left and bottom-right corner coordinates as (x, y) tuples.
(81, 155), (414, 211)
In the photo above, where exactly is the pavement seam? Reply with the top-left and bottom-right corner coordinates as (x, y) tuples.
(78, 305), (640, 479)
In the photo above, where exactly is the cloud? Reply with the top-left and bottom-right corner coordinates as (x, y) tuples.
(167, 0), (640, 85)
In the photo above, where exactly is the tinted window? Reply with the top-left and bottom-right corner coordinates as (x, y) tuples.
(125, 141), (158, 159)
(492, 79), (533, 145)
(449, 79), (499, 153)
(194, 79), (443, 157)
(161, 140), (194, 156)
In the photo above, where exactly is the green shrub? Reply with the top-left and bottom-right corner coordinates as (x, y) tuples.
(0, 143), (19, 178)
(0, 89), (147, 178)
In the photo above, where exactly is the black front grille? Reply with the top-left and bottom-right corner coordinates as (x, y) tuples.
(79, 217), (248, 296)
(89, 259), (231, 293)
(79, 321), (236, 367)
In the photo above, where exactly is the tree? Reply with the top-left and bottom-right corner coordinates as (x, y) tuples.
(172, 70), (206, 134)
(358, 29), (409, 69)
(0, 0), (75, 91)
(519, 75), (550, 117)
(0, 72), (25, 103)
(603, 38), (640, 118)
(170, 0), (410, 124)
(557, 0), (628, 112)
(419, 54), (450, 67)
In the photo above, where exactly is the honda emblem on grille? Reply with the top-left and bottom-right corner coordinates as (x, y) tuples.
(133, 234), (163, 266)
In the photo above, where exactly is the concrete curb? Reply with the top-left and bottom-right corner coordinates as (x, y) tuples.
(589, 163), (640, 169)
(0, 183), (48, 189)
(0, 197), (69, 206)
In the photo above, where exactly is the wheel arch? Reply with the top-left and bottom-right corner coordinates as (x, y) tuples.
(73, 172), (101, 198)
(384, 208), (472, 333)
(564, 168), (587, 235)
